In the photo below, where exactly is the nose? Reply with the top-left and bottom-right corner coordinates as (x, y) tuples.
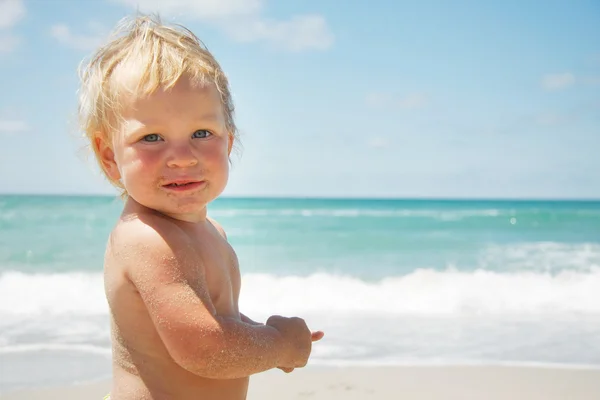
(166, 144), (198, 168)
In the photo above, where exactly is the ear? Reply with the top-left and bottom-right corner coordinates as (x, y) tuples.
(94, 134), (121, 181)
(227, 132), (234, 156)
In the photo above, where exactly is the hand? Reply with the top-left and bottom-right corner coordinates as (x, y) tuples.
(276, 329), (324, 373)
(266, 315), (313, 369)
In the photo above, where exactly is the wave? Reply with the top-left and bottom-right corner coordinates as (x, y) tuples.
(209, 208), (508, 220)
(240, 269), (600, 316)
(1, 268), (600, 317)
(0, 343), (111, 356)
(479, 242), (600, 273)
(309, 358), (600, 370)
(0, 272), (107, 315)
(207, 206), (600, 221)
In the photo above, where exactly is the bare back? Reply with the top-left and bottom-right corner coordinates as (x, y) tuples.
(104, 202), (248, 399)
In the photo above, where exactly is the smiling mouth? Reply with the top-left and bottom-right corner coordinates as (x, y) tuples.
(164, 182), (196, 188)
(162, 180), (206, 191)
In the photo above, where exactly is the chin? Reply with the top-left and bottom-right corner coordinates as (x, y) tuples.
(129, 185), (220, 217)
(164, 196), (210, 213)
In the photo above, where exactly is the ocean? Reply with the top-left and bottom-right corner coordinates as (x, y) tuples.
(1, 195), (599, 393)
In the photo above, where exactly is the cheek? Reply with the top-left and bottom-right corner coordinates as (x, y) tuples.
(205, 147), (230, 173)
(208, 139), (231, 164)
(120, 149), (162, 179)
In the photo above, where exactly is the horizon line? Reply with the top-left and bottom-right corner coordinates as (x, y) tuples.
(1, 192), (599, 202)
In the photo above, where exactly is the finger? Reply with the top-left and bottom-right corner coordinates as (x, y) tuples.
(311, 331), (325, 341)
(278, 367), (294, 373)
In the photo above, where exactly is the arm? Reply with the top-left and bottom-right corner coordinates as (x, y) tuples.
(116, 219), (288, 379)
(207, 219), (264, 328)
(206, 216), (324, 369)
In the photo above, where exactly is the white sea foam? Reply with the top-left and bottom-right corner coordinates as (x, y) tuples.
(1, 270), (599, 378)
(479, 242), (600, 273)
(1, 267), (599, 317)
(0, 271), (107, 315)
(0, 343), (111, 356)
(240, 269), (600, 316)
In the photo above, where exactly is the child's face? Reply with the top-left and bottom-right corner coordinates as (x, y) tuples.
(97, 75), (233, 221)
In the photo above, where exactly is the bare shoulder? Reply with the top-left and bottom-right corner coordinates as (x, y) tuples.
(111, 214), (191, 257)
(108, 214), (198, 284)
(207, 216), (227, 240)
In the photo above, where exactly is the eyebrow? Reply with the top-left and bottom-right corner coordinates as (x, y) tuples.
(137, 113), (222, 127)
(194, 113), (221, 123)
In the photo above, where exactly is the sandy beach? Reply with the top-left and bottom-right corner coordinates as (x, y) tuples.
(1, 365), (599, 400)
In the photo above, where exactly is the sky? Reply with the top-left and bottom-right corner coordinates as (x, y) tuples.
(0, 0), (599, 199)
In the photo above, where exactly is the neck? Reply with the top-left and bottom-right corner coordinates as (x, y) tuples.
(123, 197), (208, 224)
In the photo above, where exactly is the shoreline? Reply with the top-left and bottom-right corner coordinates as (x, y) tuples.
(2, 364), (600, 400)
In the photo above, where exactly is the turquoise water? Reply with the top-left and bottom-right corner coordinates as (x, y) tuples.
(2, 195), (599, 276)
(1, 195), (600, 392)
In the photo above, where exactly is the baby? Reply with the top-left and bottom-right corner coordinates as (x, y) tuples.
(78, 14), (323, 399)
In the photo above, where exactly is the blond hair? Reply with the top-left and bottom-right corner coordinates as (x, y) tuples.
(77, 14), (238, 194)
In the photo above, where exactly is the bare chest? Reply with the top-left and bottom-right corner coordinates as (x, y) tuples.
(195, 240), (242, 317)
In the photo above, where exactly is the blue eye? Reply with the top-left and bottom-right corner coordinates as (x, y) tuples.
(143, 134), (162, 142)
(192, 130), (211, 139)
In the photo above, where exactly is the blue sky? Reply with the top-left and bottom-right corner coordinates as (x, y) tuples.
(0, 0), (598, 199)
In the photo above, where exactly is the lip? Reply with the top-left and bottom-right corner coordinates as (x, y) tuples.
(162, 179), (206, 192)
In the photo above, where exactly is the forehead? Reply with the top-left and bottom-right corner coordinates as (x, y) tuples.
(119, 77), (224, 119)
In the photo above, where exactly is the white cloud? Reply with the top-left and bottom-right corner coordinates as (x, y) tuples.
(541, 73), (575, 91)
(366, 92), (428, 110)
(0, 119), (28, 133)
(0, 0), (25, 54)
(222, 14), (333, 52)
(367, 137), (388, 148)
(397, 93), (428, 109)
(110, 0), (334, 52)
(112, 0), (262, 19)
(540, 72), (600, 91)
(0, 0), (25, 29)
(50, 23), (108, 51)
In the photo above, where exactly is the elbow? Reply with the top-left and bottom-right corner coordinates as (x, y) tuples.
(168, 328), (238, 379)
(178, 346), (246, 379)
(176, 348), (224, 379)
